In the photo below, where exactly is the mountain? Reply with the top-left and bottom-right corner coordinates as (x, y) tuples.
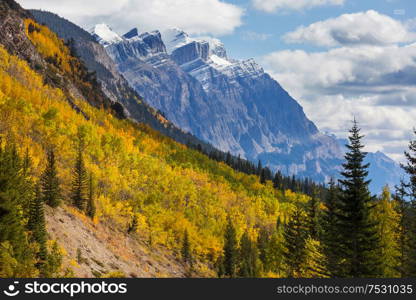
(91, 25), (345, 182)
(29, 10), (223, 152)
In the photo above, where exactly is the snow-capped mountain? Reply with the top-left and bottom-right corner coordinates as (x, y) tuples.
(88, 24), (403, 191)
(90, 24), (345, 182)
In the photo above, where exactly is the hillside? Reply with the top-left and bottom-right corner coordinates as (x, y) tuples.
(0, 0), (306, 277)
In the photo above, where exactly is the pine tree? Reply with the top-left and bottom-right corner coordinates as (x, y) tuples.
(222, 216), (238, 277)
(86, 173), (96, 218)
(283, 208), (307, 277)
(28, 185), (48, 265)
(337, 120), (381, 277)
(238, 231), (260, 277)
(0, 143), (32, 259)
(71, 131), (88, 211)
(321, 178), (341, 277)
(400, 130), (416, 276)
(41, 149), (61, 208)
(306, 187), (320, 239)
(181, 229), (192, 265)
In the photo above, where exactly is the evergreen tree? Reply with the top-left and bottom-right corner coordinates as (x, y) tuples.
(306, 187), (321, 239)
(28, 185), (48, 265)
(238, 231), (260, 277)
(127, 214), (138, 234)
(222, 217), (238, 277)
(0, 143), (33, 263)
(321, 178), (341, 277)
(86, 173), (96, 218)
(41, 149), (61, 208)
(400, 130), (416, 276)
(181, 229), (192, 265)
(283, 208), (307, 277)
(337, 120), (381, 277)
(71, 131), (88, 211)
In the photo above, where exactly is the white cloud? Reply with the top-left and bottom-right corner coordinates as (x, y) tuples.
(261, 43), (416, 161)
(18, 0), (244, 36)
(284, 10), (416, 47)
(252, 0), (344, 13)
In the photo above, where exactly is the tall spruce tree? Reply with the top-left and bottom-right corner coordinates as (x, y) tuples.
(0, 143), (33, 266)
(222, 216), (238, 277)
(337, 120), (381, 277)
(86, 173), (96, 218)
(71, 131), (88, 211)
(400, 130), (416, 276)
(238, 231), (260, 277)
(283, 208), (308, 277)
(41, 149), (61, 208)
(28, 185), (48, 264)
(306, 187), (321, 239)
(181, 229), (192, 265)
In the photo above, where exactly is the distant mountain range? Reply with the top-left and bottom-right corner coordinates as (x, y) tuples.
(31, 10), (405, 194)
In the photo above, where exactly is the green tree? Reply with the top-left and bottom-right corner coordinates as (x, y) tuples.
(306, 187), (321, 239)
(127, 214), (138, 234)
(181, 229), (192, 265)
(86, 173), (96, 218)
(41, 149), (61, 208)
(337, 120), (381, 277)
(28, 185), (48, 266)
(239, 231), (260, 277)
(400, 130), (416, 276)
(283, 208), (307, 277)
(71, 130), (88, 211)
(321, 178), (341, 277)
(0, 143), (36, 276)
(222, 216), (238, 277)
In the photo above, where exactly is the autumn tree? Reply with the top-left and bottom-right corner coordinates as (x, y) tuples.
(373, 186), (401, 277)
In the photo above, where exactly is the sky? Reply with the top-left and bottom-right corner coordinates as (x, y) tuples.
(17, 0), (416, 162)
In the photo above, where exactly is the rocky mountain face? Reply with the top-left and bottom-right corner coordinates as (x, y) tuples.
(30, 11), (220, 150)
(92, 25), (345, 182)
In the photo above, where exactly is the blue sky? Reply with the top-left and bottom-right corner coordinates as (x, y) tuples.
(221, 0), (416, 59)
(17, 0), (416, 161)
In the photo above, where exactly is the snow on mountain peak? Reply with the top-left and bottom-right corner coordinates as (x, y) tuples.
(90, 24), (123, 46)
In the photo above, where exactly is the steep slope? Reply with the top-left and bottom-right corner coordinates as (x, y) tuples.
(91, 25), (345, 182)
(0, 1), (305, 277)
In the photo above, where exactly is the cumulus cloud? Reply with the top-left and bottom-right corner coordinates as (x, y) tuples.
(262, 11), (416, 160)
(284, 10), (416, 47)
(252, 0), (344, 13)
(18, 0), (244, 35)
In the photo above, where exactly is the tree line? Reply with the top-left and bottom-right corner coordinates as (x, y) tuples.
(0, 128), (97, 277)
(214, 121), (416, 278)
